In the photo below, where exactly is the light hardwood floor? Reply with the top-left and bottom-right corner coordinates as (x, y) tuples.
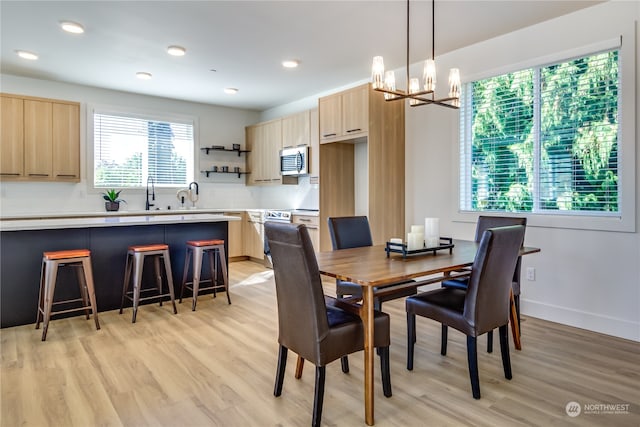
(1, 261), (638, 426)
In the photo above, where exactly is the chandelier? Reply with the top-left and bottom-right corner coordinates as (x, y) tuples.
(371, 0), (460, 108)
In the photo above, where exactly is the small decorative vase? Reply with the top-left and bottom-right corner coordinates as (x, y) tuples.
(105, 201), (120, 212)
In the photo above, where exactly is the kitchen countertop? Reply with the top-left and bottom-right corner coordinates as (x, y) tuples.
(0, 213), (240, 232)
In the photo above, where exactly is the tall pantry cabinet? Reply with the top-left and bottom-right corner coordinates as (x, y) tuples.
(318, 84), (405, 251)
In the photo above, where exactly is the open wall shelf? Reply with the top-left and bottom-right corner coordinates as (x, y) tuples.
(201, 146), (250, 156)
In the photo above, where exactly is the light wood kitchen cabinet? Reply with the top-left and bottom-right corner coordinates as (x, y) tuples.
(292, 214), (319, 251)
(0, 96), (24, 177)
(243, 211), (264, 260)
(52, 103), (80, 180)
(319, 84), (368, 143)
(319, 84), (405, 251)
(224, 212), (244, 259)
(309, 108), (319, 181)
(318, 93), (341, 142)
(282, 110), (310, 148)
(0, 93), (80, 182)
(246, 119), (282, 186)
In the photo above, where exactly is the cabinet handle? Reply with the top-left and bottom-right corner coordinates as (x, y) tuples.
(298, 218), (311, 222)
(346, 128), (362, 133)
(56, 174), (77, 178)
(28, 173), (50, 177)
(0, 173), (20, 176)
(322, 133), (337, 138)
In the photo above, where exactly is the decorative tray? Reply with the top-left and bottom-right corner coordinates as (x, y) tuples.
(385, 237), (454, 258)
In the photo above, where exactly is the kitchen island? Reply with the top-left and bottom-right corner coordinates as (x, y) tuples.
(0, 213), (240, 327)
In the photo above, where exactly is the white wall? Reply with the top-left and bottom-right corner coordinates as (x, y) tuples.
(406, 1), (640, 341)
(0, 74), (267, 213)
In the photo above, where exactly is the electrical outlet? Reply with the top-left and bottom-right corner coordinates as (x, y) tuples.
(526, 267), (536, 281)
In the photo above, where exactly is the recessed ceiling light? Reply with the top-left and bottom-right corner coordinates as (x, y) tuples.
(16, 50), (38, 60)
(60, 21), (84, 34)
(167, 45), (186, 56)
(282, 60), (299, 68)
(136, 72), (152, 80)
(224, 88), (238, 95)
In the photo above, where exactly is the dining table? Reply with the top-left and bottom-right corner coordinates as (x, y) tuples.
(315, 239), (540, 426)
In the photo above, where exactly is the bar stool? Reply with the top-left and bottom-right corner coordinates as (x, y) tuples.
(180, 239), (231, 311)
(36, 249), (100, 341)
(120, 244), (177, 323)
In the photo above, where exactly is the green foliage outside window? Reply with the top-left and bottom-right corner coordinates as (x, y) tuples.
(467, 50), (618, 213)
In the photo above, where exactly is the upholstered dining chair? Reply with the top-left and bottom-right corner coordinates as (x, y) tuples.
(328, 216), (417, 311)
(264, 221), (392, 427)
(442, 215), (527, 352)
(406, 225), (525, 399)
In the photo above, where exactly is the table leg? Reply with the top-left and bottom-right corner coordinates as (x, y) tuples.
(509, 289), (522, 350)
(362, 286), (375, 425)
(295, 356), (304, 379)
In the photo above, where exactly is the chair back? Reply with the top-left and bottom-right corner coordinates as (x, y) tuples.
(464, 225), (525, 335)
(475, 216), (527, 284)
(327, 216), (373, 250)
(264, 222), (329, 363)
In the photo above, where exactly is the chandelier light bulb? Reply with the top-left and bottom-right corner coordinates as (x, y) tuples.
(371, 56), (385, 90)
(383, 71), (397, 100)
(448, 68), (461, 99)
(424, 59), (436, 92)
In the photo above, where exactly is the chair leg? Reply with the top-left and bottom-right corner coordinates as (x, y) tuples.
(441, 324), (448, 356)
(467, 336), (480, 399)
(274, 345), (288, 397)
(161, 251), (178, 315)
(295, 356), (304, 379)
(120, 253), (133, 314)
(499, 325), (512, 380)
(74, 264), (91, 319)
(515, 294), (521, 333)
(379, 346), (392, 397)
(35, 260), (46, 330)
(216, 246), (231, 305)
(312, 366), (326, 427)
(407, 312), (415, 370)
(81, 257), (100, 331)
(179, 248), (192, 303)
(487, 330), (493, 353)
(340, 356), (349, 373)
(154, 255), (163, 307)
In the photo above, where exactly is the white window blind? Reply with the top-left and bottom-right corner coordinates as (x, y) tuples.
(93, 111), (194, 188)
(459, 49), (619, 215)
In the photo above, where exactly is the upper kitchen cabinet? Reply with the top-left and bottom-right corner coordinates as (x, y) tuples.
(0, 96), (24, 177)
(1, 94), (80, 182)
(319, 85), (405, 251)
(281, 110), (310, 148)
(319, 84), (368, 143)
(246, 119), (282, 185)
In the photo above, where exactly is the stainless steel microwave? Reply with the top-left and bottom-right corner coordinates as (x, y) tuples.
(280, 145), (309, 176)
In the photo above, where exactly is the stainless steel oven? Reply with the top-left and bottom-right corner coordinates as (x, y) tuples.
(263, 210), (292, 268)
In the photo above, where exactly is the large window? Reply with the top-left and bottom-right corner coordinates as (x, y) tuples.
(93, 110), (194, 188)
(459, 49), (619, 216)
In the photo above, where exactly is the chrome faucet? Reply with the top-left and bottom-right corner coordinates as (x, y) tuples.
(188, 181), (199, 208)
(145, 176), (155, 210)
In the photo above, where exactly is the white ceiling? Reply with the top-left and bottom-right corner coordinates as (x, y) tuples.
(1, 0), (604, 111)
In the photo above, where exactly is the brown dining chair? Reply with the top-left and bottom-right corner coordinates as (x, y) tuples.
(328, 216), (417, 311)
(264, 221), (392, 427)
(442, 215), (527, 352)
(406, 225), (525, 399)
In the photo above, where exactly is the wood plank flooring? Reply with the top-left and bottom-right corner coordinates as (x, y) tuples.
(1, 260), (638, 426)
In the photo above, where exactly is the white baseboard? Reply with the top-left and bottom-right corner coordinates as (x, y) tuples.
(522, 299), (639, 342)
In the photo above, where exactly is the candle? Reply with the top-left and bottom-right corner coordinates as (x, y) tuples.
(425, 218), (440, 248)
(407, 232), (424, 251)
(411, 225), (424, 234)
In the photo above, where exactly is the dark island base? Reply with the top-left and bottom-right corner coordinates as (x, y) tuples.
(1, 221), (229, 328)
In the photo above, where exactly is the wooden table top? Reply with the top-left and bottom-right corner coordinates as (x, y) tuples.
(316, 239), (540, 287)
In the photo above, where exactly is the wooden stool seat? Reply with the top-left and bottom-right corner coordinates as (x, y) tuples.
(180, 239), (231, 310)
(43, 249), (91, 260)
(120, 244), (177, 323)
(36, 249), (100, 341)
(128, 244), (169, 252)
(186, 239), (224, 247)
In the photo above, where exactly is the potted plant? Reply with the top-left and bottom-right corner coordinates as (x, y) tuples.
(102, 189), (126, 212)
